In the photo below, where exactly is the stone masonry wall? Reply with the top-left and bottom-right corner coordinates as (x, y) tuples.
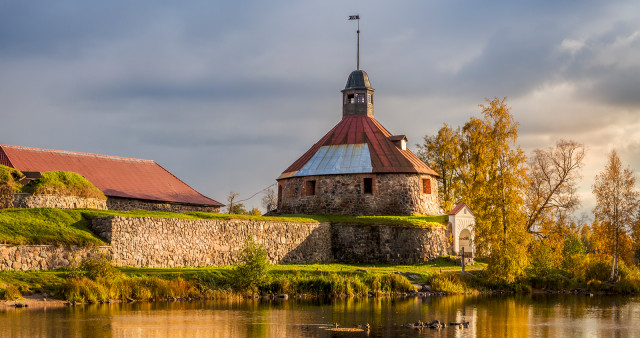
(106, 197), (221, 213)
(277, 173), (440, 216)
(0, 244), (112, 271)
(330, 223), (448, 264)
(7, 193), (107, 210)
(91, 217), (332, 267)
(90, 217), (448, 267)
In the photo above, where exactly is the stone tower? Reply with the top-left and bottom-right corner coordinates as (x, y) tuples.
(276, 69), (441, 216)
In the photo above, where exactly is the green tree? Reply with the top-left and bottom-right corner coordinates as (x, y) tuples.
(233, 236), (269, 293)
(417, 123), (461, 212)
(592, 150), (639, 281)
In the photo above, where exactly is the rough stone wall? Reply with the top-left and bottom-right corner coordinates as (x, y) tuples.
(330, 224), (448, 264)
(90, 217), (448, 267)
(6, 193), (107, 210)
(91, 217), (332, 267)
(277, 173), (440, 215)
(0, 244), (112, 271)
(106, 197), (221, 213)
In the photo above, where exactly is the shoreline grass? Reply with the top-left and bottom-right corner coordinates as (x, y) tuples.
(1, 260), (486, 302)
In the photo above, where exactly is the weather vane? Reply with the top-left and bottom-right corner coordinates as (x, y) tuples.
(348, 14), (360, 70)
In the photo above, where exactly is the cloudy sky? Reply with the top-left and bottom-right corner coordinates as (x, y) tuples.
(2, 1), (640, 215)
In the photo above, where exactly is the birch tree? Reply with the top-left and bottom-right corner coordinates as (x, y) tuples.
(592, 150), (639, 281)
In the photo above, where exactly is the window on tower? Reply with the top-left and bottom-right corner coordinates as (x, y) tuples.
(422, 179), (431, 194)
(367, 94), (372, 104)
(347, 94), (355, 104)
(363, 177), (373, 194)
(357, 94), (365, 103)
(305, 180), (316, 196)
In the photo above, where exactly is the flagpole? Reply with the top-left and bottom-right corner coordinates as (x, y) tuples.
(357, 18), (360, 70)
(349, 15), (360, 70)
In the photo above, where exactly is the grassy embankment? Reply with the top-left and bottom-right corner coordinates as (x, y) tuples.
(0, 208), (446, 246)
(0, 207), (458, 302)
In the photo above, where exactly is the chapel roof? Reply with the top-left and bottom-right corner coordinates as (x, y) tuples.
(448, 203), (473, 215)
(0, 144), (223, 207)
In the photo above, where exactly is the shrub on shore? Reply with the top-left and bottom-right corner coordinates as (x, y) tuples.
(232, 236), (270, 293)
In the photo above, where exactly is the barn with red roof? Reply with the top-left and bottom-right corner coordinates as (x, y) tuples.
(0, 144), (223, 212)
(276, 70), (441, 215)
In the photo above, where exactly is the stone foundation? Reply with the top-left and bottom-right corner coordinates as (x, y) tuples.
(106, 197), (221, 213)
(277, 173), (440, 215)
(0, 245), (112, 271)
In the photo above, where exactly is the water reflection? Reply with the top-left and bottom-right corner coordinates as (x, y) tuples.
(2, 295), (640, 337)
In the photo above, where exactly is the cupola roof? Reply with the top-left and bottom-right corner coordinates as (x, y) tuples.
(344, 70), (373, 90)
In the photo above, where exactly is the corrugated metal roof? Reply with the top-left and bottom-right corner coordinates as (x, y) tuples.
(281, 115), (439, 178)
(0, 144), (223, 207)
(294, 144), (372, 176)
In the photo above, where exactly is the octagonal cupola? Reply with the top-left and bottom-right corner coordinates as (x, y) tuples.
(342, 70), (374, 117)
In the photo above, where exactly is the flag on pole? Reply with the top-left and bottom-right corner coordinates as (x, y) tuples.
(349, 15), (359, 20)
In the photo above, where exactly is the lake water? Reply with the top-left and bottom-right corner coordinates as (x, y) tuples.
(2, 294), (640, 337)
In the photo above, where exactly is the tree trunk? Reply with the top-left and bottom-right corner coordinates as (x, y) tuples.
(610, 227), (619, 281)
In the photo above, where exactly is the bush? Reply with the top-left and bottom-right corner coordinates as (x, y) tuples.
(63, 277), (108, 303)
(562, 236), (586, 270)
(584, 256), (611, 282)
(530, 242), (556, 278)
(431, 274), (467, 293)
(1, 285), (23, 300)
(81, 255), (122, 281)
(26, 171), (106, 200)
(232, 236), (269, 293)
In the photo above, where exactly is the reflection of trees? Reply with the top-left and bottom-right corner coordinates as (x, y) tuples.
(3, 295), (640, 336)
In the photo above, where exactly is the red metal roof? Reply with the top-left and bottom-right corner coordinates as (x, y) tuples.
(281, 116), (439, 177)
(0, 144), (223, 207)
(448, 203), (471, 215)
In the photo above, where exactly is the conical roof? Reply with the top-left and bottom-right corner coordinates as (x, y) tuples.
(279, 115), (439, 179)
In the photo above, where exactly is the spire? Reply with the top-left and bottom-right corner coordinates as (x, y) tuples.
(348, 15), (360, 70)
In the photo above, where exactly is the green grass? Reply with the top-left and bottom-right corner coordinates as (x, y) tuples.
(0, 208), (449, 246)
(119, 259), (487, 283)
(0, 269), (67, 297)
(280, 214), (448, 227)
(0, 208), (105, 246)
(25, 171), (106, 200)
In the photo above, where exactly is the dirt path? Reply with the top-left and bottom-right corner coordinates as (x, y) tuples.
(0, 293), (67, 311)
